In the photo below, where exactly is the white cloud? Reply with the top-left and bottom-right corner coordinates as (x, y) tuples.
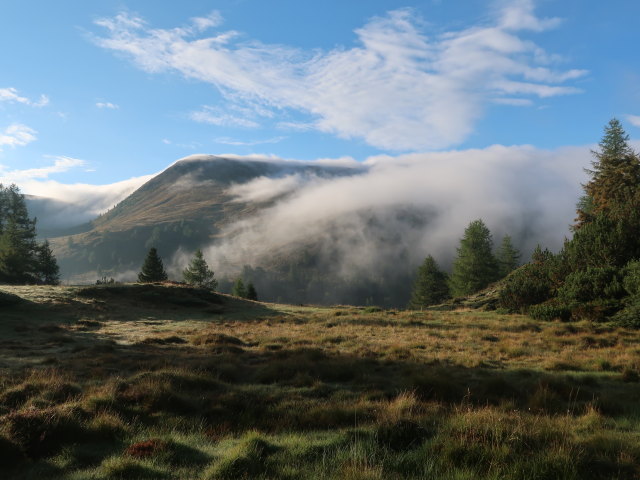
(492, 97), (534, 106)
(0, 87), (49, 107)
(191, 11), (223, 32)
(20, 174), (154, 228)
(190, 106), (259, 128)
(627, 114), (640, 128)
(214, 136), (287, 146)
(193, 145), (590, 280)
(0, 155), (85, 183)
(0, 124), (37, 150)
(96, 101), (119, 109)
(498, 0), (562, 32)
(93, 2), (585, 150)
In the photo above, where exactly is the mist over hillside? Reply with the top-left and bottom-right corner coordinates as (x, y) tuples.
(43, 147), (589, 306)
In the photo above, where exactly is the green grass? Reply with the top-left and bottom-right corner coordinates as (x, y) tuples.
(0, 283), (639, 479)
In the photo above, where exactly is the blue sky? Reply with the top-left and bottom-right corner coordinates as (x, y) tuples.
(1, 0), (640, 192)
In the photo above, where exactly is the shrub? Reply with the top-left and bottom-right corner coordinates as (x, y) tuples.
(557, 266), (624, 304)
(622, 259), (640, 296)
(570, 299), (622, 322)
(498, 263), (553, 313)
(528, 301), (572, 322)
(612, 298), (640, 328)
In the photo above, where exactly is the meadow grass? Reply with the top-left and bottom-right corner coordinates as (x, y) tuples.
(0, 283), (639, 479)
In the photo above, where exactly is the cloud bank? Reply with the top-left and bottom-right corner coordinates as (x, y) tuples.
(22, 174), (154, 229)
(1, 156), (153, 228)
(171, 145), (592, 283)
(93, 0), (586, 150)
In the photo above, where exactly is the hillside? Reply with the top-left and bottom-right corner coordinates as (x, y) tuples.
(48, 156), (366, 287)
(1, 283), (639, 479)
(46, 156), (432, 307)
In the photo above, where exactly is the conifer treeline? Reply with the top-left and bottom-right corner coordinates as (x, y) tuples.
(409, 220), (520, 308)
(499, 119), (640, 324)
(0, 184), (59, 285)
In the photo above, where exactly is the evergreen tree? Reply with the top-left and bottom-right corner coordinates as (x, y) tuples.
(246, 282), (258, 300)
(37, 240), (60, 285)
(576, 118), (640, 227)
(496, 235), (520, 278)
(232, 278), (247, 298)
(182, 249), (217, 289)
(409, 255), (449, 308)
(449, 219), (499, 297)
(0, 184), (40, 283)
(138, 247), (168, 283)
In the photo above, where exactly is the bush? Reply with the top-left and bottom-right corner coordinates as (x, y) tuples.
(498, 263), (553, 313)
(622, 259), (640, 296)
(557, 266), (624, 304)
(570, 299), (622, 322)
(612, 298), (640, 328)
(528, 302), (572, 322)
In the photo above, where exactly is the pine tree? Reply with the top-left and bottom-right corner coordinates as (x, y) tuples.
(138, 247), (168, 283)
(0, 184), (39, 283)
(37, 240), (60, 285)
(449, 219), (499, 297)
(182, 249), (217, 289)
(576, 118), (640, 226)
(496, 235), (520, 278)
(409, 255), (449, 308)
(232, 278), (247, 298)
(246, 282), (258, 300)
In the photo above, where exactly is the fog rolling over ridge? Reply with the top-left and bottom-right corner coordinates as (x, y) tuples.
(46, 147), (588, 306)
(174, 146), (586, 305)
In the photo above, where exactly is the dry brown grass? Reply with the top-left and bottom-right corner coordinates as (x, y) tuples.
(1, 284), (639, 479)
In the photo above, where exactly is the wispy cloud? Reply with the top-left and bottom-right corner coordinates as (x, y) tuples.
(93, 0), (585, 150)
(190, 106), (259, 128)
(0, 155), (85, 182)
(0, 124), (37, 150)
(162, 138), (201, 149)
(627, 114), (640, 128)
(96, 101), (119, 109)
(214, 136), (287, 146)
(0, 87), (49, 107)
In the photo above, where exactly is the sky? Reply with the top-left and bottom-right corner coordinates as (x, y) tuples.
(1, 0), (640, 195)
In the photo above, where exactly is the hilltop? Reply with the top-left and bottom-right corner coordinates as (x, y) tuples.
(1, 283), (639, 479)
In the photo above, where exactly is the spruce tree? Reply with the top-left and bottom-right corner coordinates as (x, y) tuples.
(232, 278), (247, 298)
(37, 240), (60, 285)
(449, 219), (499, 297)
(0, 184), (40, 283)
(138, 247), (168, 283)
(576, 118), (640, 226)
(246, 282), (258, 300)
(182, 249), (217, 289)
(496, 235), (520, 278)
(409, 255), (449, 308)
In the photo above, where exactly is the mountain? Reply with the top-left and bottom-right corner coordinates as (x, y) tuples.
(47, 155), (417, 304)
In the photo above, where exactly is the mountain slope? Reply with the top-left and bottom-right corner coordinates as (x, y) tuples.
(49, 155), (371, 292)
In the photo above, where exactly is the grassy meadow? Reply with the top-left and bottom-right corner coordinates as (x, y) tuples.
(0, 283), (639, 479)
